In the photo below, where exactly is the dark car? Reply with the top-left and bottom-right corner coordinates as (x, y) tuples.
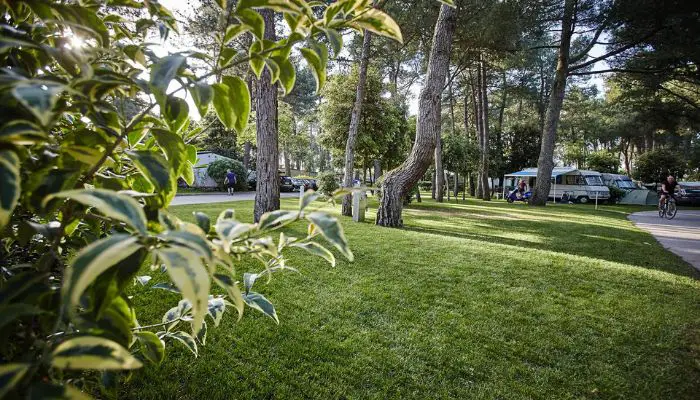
(305, 179), (318, 191)
(677, 182), (700, 206)
(280, 176), (295, 192)
(292, 178), (309, 192)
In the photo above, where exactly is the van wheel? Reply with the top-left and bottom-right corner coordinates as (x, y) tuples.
(577, 196), (590, 204)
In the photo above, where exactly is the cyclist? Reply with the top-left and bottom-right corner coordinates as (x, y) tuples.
(658, 174), (677, 210)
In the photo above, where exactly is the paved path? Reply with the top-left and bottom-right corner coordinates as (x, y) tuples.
(171, 191), (298, 206)
(628, 210), (700, 271)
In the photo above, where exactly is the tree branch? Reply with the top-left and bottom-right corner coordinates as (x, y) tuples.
(567, 28), (662, 73)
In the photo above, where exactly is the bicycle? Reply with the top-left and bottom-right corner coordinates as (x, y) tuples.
(658, 195), (677, 220)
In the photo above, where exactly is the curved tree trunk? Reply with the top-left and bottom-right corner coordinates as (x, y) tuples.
(376, 4), (457, 227)
(342, 31), (372, 216)
(254, 9), (279, 222)
(530, 0), (575, 206)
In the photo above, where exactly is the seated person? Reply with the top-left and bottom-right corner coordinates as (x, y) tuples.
(659, 175), (677, 208)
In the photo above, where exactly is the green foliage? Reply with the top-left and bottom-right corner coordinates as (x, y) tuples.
(319, 66), (411, 171)
(0, 0), (401, 397)
(504, 124), (541, 173)
(607, 185), (626, 204)
(317, 171), (340, 196)
(633, 149), (687, 183)
(586, 150), (620, 173)
(206, 159), (248, 191)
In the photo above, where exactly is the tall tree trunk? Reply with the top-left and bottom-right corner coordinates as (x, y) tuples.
(342, 32), (372, 216)
(435, 133), (444, 202)
(431, 170), (436, 199)
(243, 141), (251, 172)
(284, 146), (291, 176)
(530, 0), (575, 206)
(376, 5), (457, 227)
(254, 9), (279, 222)
(454, 172), (459, 197)
(479, 53), (491, 201)
(373, 159), (382, 183)
(497, 69), (507, 134)
(471, 70), (483, 198)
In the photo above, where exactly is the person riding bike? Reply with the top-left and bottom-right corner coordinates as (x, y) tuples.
(658, 175), (677, 209)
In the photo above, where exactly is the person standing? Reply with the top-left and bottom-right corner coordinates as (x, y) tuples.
(224, 169), (237, 196)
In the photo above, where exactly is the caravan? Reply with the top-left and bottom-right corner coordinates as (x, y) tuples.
(503, 168), (610, 203)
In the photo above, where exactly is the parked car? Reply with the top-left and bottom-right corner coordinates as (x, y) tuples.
(290, 178), (306, 192)
(306, 179), (318, 191)
(677, 182), (700, 206)
(280, 176), (295, 192)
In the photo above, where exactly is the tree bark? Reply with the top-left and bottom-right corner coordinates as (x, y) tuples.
(431, 170), (436, 199)
(478, 53), (491, 201)
(342, 31), (372, 216)
(243, 141), (251, 171)
(376, 5), (457, 227)
(471, 70), (483, 198)
(254, 9), (279, 222)
(530, 0), (575, 206)
(454, 172), (459, 197)
(435, 133), (444, 202)
(373, 159), (382, 183)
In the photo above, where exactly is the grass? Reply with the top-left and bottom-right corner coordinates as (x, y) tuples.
(124, 196), (700, 399)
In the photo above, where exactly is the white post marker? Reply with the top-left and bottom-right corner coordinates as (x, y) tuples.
(595, 190), (598, 210)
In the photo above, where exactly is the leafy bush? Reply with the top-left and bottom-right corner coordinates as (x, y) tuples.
(0, 0), (400, 397)
(607, 185), (626, 204)
(207, 159), (247, 191)
(317, 171), (339, 196)
(587, 150), (619, 173)
(633, 149), (686, 183)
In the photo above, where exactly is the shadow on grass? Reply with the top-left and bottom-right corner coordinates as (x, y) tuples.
(400, 199), (698, 279)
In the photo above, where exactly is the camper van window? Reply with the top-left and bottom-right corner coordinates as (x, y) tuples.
(565, 175), (581, 185)
(617, 179), (637, 189)
(584, 176), (603, 185)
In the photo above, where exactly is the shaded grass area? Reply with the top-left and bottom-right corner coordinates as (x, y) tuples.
(124, 197), (700, 399)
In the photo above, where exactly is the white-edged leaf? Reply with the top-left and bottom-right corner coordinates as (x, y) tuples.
(299, 190), (320, 210)
(158, 246), (210, 335)
(0, 363), (30, 398)
(134, 331), (165, 365)
(51, 336), (143, 370)
(291, 241), (336, 267)
(258, 210), (298, 230)
(306, 212), (353, 261)
(243, 272), (258, 294)
(352, 9), (403, 43)
(300, 48), (326, 93)
(64, 235), (143, 311)
(12, 82), (65, 126)
(46, 189), (148, 235)
(193, 212), (211, 233)
(242, 292), (278, 323)
(0, 150), (20, 230)
(166, 331), (198, 357)
(207, 296), (226, 327)
(213, 273), (244, 321)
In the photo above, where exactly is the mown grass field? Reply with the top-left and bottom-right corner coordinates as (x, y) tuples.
(124, 196), (700, 399)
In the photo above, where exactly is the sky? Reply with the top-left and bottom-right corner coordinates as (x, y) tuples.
(156, 0), (608, 118)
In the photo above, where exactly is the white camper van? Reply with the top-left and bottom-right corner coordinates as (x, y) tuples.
(503, 168), (610, 203)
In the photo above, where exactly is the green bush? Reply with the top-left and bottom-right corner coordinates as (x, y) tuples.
(633, 149), (686, 183)
(587, 150), (619, 173)
(318, 171), (339, 196)
(607, 185), (626, 204)
(207, 159), (247, 191)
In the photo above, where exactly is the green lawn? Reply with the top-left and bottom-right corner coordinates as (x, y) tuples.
(124, 197), (700, 399)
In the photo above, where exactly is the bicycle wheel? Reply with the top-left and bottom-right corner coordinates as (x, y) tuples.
(666, 201), (677, 220)
(658, 204), (665, 218)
